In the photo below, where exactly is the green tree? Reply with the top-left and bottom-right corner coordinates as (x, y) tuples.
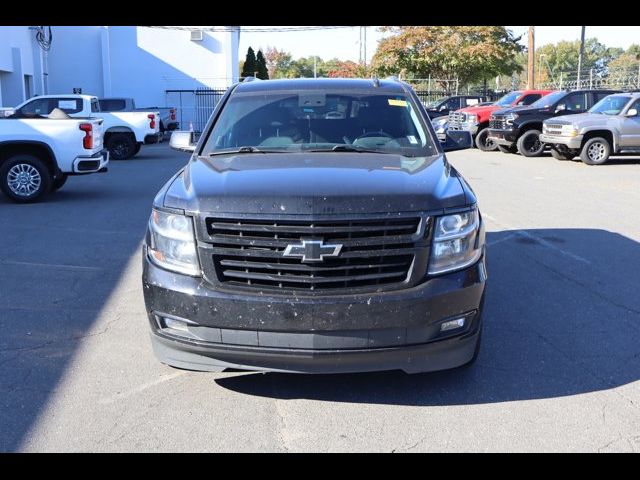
(537, 38), (623, 78)
(325, 60), (367, 78)
(264, 47), (293, 79)
(241, 47), (257, 78)
(608, 44), (640, 74)
(255, 50), (269, 80)
(371, 26), (523, 89)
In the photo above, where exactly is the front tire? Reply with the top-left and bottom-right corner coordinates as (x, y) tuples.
(0, 154), (52, 203)
(517, 129), (545, 157)
(475, 128), (497, 151)
(580, 137), (611, 165)
(106, 133), (137, 160)
(497, 144), (517, 154)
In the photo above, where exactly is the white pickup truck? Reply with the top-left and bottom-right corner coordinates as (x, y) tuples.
(0, 108), (109, 203)
(9, 94), (161, 160)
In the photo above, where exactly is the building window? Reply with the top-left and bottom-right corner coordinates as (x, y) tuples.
(24, 75), (32, 101)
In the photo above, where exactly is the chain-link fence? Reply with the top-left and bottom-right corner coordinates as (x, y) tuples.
(538, 65), (640, 91)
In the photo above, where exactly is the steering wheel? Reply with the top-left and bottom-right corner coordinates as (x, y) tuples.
(354, 130), (394, 142)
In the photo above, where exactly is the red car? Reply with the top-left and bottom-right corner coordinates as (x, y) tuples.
(448, 89), (554, 151)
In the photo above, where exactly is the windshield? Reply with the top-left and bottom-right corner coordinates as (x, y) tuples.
(423, 97), (446, 109)
(202, 90), (439, 158)
(530, 91), (565, 108)
(589, 95), (631, 115)
(495, 91), (522, 107)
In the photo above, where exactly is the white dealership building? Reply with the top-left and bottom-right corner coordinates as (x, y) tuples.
(0, 26), (240, 125)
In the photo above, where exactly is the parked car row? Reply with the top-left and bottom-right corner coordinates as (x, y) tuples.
(441, 87), (640, 165)
(0, 107), (109, 203)
(0, 93), (178, 203)
(6, 94), (163, 160)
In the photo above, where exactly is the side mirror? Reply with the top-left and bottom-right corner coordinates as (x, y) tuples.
(442, 130), (473, 152)
(439, 105), (448, 112)
(626, 108), (638, 117)
(169, 131), (196, 153)
(555, 104), (566, 113)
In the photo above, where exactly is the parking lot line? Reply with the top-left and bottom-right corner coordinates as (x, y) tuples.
(0, 260), (104, 271)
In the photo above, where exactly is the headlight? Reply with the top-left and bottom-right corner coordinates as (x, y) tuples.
(505, 113), (519, 125)
(467, 114), (477, 124)
(147, 209), (200, 276)
(561, 124), (579, 137)
(428, 209), (484, 275)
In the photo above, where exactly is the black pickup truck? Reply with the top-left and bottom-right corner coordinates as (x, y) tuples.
(142, 78), (486, 375)
(488, 89), (621, 156)
(423, 95), (484, 119)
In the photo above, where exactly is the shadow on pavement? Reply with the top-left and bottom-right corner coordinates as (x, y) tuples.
(0, 145), (187, 451)
(215, 228), (640, 405)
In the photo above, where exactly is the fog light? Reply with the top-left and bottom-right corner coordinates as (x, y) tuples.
(440, 317), (466, 332)
(164, 317), (190, 332)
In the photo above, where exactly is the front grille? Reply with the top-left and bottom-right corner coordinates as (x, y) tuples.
(544, 124), (564, 135)
(448, 112), (467, 129)
(202, 216), (427, 292)
(489, 116), (506, 129)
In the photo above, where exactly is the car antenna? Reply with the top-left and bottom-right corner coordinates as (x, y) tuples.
(372, 75), (380, 88)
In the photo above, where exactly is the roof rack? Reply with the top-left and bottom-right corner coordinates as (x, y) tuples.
(371, 75), (380, 87)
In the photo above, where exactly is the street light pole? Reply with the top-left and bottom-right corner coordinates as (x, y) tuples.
(577, 26), (586, 88)
(527, 26), (535, 89)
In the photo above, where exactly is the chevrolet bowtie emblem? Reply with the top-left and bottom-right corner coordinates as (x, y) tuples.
(282, 239), (342, 263)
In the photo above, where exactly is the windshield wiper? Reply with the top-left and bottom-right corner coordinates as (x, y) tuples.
(309, 145), (388, 154)
(206, 146), (287, 156)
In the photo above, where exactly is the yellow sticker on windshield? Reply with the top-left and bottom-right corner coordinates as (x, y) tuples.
(388, 99), (407, 107)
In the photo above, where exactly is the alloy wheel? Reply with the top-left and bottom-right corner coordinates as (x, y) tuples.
(7, 163), (42, 197)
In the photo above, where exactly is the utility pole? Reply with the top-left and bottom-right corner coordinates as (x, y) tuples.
(313, 56), (317, 78)
(363, 26), (367, 69)
(527, 26), (535, 89)
(577, 26), (586, 88)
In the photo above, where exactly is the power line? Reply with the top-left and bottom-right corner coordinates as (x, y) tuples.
(144, 26), (356, 33)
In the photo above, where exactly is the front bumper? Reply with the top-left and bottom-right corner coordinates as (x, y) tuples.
(142, 248), (487, 374)
(539, 133), (583, 149)
(449, 123), (479, 135)
(487, 129), (517, 147)
(72, 148), (109, 174)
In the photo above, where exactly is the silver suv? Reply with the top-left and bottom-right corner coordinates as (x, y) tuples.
(540, 92), (640, 165)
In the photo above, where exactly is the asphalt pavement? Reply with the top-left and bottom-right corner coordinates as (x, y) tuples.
(1, 143), (639, 452)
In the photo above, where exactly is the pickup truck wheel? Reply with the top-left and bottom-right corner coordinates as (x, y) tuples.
(497, 145), (517, 154)
(52, 174), (68, 191)
(517, 129), (545, 157)
(550, 148), (575, 161)
(107, 133), (136, 160)
(475, 128), (497, 151)
(134, 143), (141, 155)
(580, 137), (611, 165)
(0, 155), (52, 203)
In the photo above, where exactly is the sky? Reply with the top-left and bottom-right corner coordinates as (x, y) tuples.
(238, 26), (640, 63)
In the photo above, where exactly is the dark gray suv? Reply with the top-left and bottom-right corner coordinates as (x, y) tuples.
(142, 77), (486, 374)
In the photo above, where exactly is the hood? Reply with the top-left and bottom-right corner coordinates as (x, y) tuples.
(161, 152), (469, 215)
(457, 104), (499, 115)
(546, 112), (614, 127)
(493, 105), (544, 116)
